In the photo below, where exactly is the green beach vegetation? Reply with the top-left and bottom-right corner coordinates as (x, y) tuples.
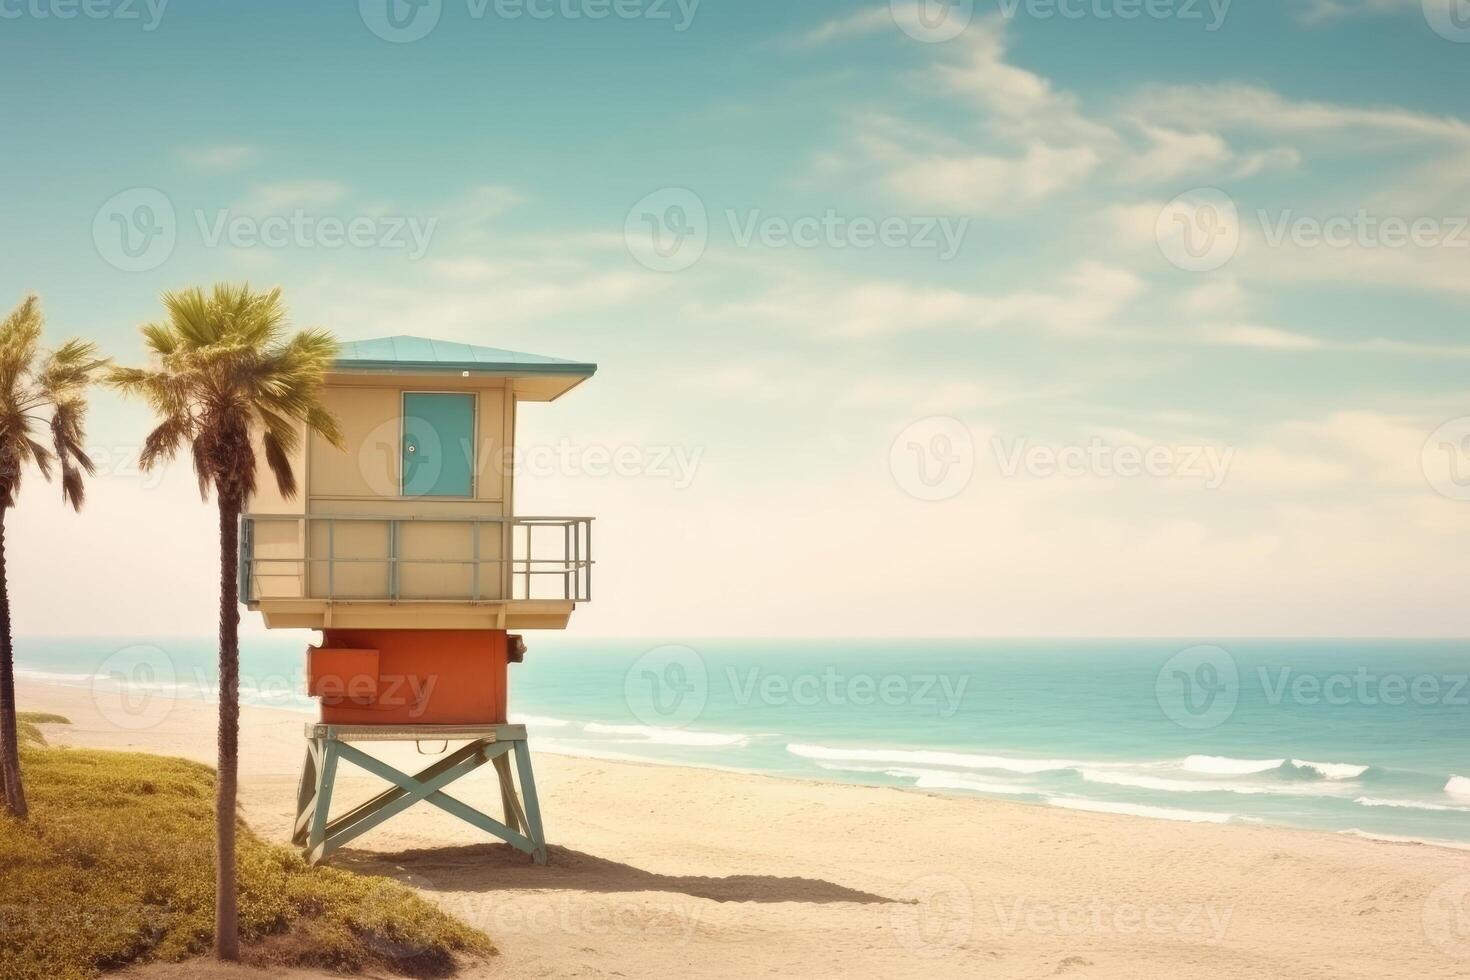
(0, 713), (493, 979)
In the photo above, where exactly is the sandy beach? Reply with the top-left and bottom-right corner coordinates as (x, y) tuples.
(19, 676), (1470, 979)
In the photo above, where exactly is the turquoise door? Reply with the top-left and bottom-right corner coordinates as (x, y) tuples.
(402, 393), (476, 497)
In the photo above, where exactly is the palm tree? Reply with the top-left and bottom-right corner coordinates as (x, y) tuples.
(110, 284), (341, 961)
(0, 295), (105, 820)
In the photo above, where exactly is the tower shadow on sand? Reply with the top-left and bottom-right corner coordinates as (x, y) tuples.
(332, 844), (904, 905)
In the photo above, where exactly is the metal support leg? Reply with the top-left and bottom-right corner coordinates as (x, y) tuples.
(492, 751), (526, 835)
(512, 739), (548, 865)
(305, 739), (339, 865)
(292, 741), (319, 847)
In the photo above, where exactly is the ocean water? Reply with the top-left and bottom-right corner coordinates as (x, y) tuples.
(15, 636), (1470, 847)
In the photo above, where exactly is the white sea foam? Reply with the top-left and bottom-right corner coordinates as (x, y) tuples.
(19, 667), (198, 696)
(1354, 797), (1466, 813)
(1445, 776), (1470, 800)
(1046, 797), (1236, 824)
(813, 762), (892, 775)
(1289, 759), (1369, 780)
(510, 714), (572, 729)
(15, 668), (101, 684)
(1181, 755), (1285, 775)
(584, 722), (750, 747)
(536, 738), (695, 766)
(1339, 830), (1470, 851)
(786, 743), (1078, 775)
(1080, 769), (1353, 798)
(1179, 755), (1367, 781)
(884, 767), (1037, 796)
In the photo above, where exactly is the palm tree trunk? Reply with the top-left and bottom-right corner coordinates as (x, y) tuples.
(0, 506), (28, 819)
(215, 494), (241, 961)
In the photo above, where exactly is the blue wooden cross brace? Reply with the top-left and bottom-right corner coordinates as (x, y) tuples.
(292, 723), (548, 866)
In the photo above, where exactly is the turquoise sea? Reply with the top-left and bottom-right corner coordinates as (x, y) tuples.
(16, 636), (1470, 846)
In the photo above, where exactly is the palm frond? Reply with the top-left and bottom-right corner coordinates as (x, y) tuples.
(261, 427), (298, 499)
(140, 322), (179, 358)
(113, 283), (336, 505)
(0, 295), (43, 390)
(51, 401), (95, 474)
(139, 416), (191, 472)
(305, 404), (344, 449)
(24, 437), (54, 481)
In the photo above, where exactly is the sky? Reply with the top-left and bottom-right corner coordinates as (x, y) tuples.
(2, 0), (1469, 638)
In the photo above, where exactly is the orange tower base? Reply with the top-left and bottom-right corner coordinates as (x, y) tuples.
(307, 629), (509, 725)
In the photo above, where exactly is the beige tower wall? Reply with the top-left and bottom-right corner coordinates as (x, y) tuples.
(246, 377), (517, 603)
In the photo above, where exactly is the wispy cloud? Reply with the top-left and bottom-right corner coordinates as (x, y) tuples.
(233, 179), (349, 213)
(181, 144), (260, 171)
(813, 19), (1307, 212)
(1294, 0), (1419, 22)
(1126, 83), (1470, 145)
(693, 260), (1144, 338)
(790, 5), (893, 46)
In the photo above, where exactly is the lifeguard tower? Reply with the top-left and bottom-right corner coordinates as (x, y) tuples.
(239, 335), (595, 865)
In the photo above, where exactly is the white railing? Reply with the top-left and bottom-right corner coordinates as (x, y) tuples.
(241, 513), (592, 604)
